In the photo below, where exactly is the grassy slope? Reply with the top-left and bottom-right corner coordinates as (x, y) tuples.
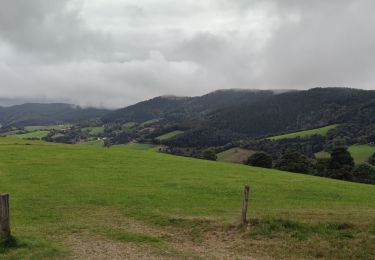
(111, 143), (155, 150)
(82, 127), (105, 135)
(315, 145), (375, 164)
(217, 147), (255, 164)
(348, 145), (375, 164)
(269, 124), (338, 140)
(122, 122), (136, 129)
(156, 130), (184, 141)
(79, 139), (104, 147)
(12, 130), (50, 139)
(0, 138), (374, 258)
(24, 125), (71, 131)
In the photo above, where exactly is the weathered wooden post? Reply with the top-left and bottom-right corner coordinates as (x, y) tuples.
(0, 194), (11, 238)
(241, 185), (250, 227)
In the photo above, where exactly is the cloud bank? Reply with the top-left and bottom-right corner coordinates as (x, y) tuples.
(0, 0), (374, 108)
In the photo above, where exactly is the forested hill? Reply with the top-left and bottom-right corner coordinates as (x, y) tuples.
(102, 89), (276, 123)
(103, 87), (375, 139)
(208, 88), (375, 137)
(0, 103), (109, 127)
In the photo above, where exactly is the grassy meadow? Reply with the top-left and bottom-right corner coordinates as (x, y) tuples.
(315, 144), (375, 164)
(81, 127), (105, 135)
(217, 147), (255, 164)
(156, 130), (184, 141)
(12, 130), (50, 140)
(348, 145), (375, 164)
(24, 125), (71, 132)
(0, 137), (374, 258)
(269, 124), (338, 140)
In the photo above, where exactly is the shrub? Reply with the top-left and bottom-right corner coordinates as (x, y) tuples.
(327, 147), (355, 181)
(313, 158), (330, 177)
(275, 150), (311, 174)
(352, 163), (375, 184)
(247, 152), (272, 168)
(202, 149), (217, 161)
(369, 153), (375, 166)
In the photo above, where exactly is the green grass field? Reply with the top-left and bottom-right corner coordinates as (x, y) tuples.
(217, 147), (255, 164)
(122, 122), (136, 129)
(82, 127), (105, 135)
(11, 130), (50, 140)
(156, 130), (184, 141)
(348, 145), (375, 164)
(111, 143), (156, 150)
(269, 125), (338, 140)
(24, 125), (71, 132)
(315, 144), (375, 164)
(140, 119), (159, 127)
(79, 139), (104, 147)
(0, 138), (374, 259)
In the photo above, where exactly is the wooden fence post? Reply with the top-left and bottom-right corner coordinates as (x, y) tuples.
(241, 185), (250, 227)
(0, 194), (11, 238)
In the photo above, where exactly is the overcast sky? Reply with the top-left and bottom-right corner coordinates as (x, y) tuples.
(0, 0), (374, 108)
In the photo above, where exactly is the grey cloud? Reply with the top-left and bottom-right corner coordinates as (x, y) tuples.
(0, 0), (112, 61)
(0, 0), (374, 108)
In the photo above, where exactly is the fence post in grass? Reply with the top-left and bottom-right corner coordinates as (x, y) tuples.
(241, 185), (250, 227)
(0, 194), (11, 238)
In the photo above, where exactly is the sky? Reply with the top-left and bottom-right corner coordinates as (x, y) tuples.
(0, 0), (374, 108)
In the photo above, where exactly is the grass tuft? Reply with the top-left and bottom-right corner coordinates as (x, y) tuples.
(247, 218), (355, 241)
(114, 232), (160, 243)
(0, 236), (18, 252)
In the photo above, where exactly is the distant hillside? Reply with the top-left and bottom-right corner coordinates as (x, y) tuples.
(208, 88), (375, 137)
(103, 88), (375, 145)
(102, 89), (276, 123)
(0, 103), (109, 127)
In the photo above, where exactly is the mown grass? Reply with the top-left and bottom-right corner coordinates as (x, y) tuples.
(269, 124), (338, 140)
(156, 130), (184, 141)
(0, 137), (374, 258)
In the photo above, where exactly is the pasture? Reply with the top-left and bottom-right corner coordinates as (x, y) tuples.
(156, 130), (184, 141)
(217, 147), (255, 164)
(316, 144), (375, 164)
(0, 138), (374, 259)
(348, 144), (375, 164)
(11, 130), (50, 140)
(81, 127), (105, 135)
(24, 125), (71, 132)
(269, 125), (338, 140)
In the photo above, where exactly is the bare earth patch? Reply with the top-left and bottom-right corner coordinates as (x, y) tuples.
(66, 235), (166, 260)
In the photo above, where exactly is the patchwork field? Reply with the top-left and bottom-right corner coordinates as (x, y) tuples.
(0, 138), (374, 259)
(269, 125), (338, 140)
